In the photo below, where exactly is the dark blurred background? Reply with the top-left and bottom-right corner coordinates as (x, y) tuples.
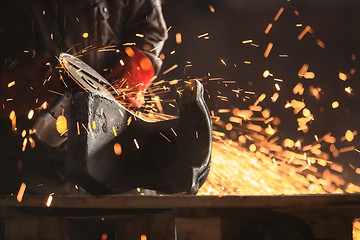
(160, 0), (360, 185)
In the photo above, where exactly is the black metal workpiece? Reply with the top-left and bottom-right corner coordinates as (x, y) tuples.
(66, 79), (212, 195)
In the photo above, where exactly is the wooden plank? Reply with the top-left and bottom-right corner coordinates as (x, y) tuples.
(115, 213), (175, 240)
(175, 218), (221, 240)
(1, 194), (360, 214)
(0, 194), (358, 239)
(311, 216), (353, 240)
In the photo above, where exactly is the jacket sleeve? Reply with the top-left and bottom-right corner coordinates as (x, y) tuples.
(122, 0), (168, 74)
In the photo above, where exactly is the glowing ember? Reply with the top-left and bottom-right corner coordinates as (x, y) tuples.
(264, 43), (273, 58)
(114, 143), (122, 156)
(162, 64), (178, 75)
(298, 25), (311, 40)
(339, 72), (347, 81)
(199, 138), (359, 195)
(249, 144), (256, 152)
(345, 130), (355, 142)
(264, 23), (273, 34)
(9, 110), (16, 121)
(56, 115), (67, 135)
(175, 33), (182, 44)
(113, 127), (118, 137)
(274, 7), (284, 21)
(304, 72), (315, 79)
(125, 47), (135, 57)
(7, 81), (15, 88)
(242, 40), (253, 44)
(16, 182), (26, 203)
(345, 86), (353, 94)
(82, 32), (89, 39)
(46, 193), (54, 207)
(22, 138), (28, 152)
(316, 39), (326, 49)
(293, 83), (304, 95)
(134, 139), (140, 149)
(159, 132), (171, 142)
(101, 233), (108, 240)
(198, 33), (209, 39)
(271, 92), (279, 102)
(27, 110), (34, 120)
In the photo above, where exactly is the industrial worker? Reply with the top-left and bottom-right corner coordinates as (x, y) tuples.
(0, 0), (168, 192)
(0, 1), (168, 238)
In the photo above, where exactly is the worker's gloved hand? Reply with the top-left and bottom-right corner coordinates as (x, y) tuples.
(0, 49), (62, 117)
(106, 47), (155, 109)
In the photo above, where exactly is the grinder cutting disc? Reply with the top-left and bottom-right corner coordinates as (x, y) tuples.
(59, 52), (117, 100)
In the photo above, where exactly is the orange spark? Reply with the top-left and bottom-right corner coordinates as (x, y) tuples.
(56, 115), (68, 135)
(114, 143), (122, 156)
(274, 7), (284, 21)
(162, 64), (178, 75)
(125, 47), (135, 57)
(264, 23), (273, 34)
(209, 5), (215, 13)
(298, 25), (311, 40)
(46, 193), (54, 207)
(82, 32), (89, 39)
(16, 183), (26, 203)
(316, 39), (326, 49)
(339, 72), (347, 81)
(175, 33), (182, 44)
(7, 81), (15, 88)
(159, 132), (171, 142)
(298, 64), (309, 78)
(332, 101), (339, 109)
(27, 110), (34, 120)
(345, 130), (355, 142)
(264, 43), (273, 58)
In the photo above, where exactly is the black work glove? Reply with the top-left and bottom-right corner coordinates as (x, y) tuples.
(0, 49), (63, 118)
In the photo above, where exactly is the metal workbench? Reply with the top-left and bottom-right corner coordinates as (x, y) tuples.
(0, 194), (359, 239)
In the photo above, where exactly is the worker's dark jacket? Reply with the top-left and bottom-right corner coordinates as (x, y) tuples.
(1, 0), (167, 73)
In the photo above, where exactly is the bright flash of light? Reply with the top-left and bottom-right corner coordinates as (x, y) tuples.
(46, 193), (54, 207)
